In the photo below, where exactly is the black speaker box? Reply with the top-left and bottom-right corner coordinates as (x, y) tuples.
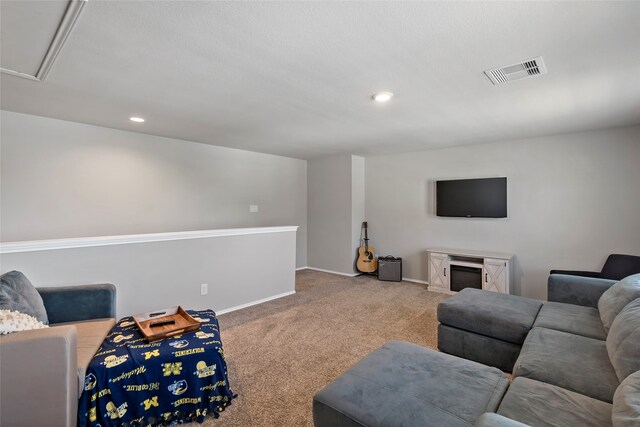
(378, 256), (402, 282)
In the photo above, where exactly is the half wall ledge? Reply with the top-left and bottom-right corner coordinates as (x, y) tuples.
(0, 226), (299, 254)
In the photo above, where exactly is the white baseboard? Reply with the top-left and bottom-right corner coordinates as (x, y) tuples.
(305, 267), (358, 277)
(216, 291), (296, 315)
(295, 266), (309, 271)
(427, 286), (456, 295)
(402, 277), (429, 285)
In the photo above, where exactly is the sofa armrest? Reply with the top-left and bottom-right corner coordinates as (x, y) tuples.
(547, 274), (617, 308)
(548, 269), (601, 278)
(38, 283), (116, 324)
(0, 326), (78, 427)
(475, 413), (530, 427)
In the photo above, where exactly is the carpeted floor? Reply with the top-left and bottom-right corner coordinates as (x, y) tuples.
(201, 269), (449, 426)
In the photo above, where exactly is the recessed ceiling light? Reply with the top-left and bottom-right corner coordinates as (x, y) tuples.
(129, 117), (145, 123)
(372, 92), (393, 103)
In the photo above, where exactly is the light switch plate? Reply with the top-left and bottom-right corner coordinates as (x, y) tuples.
(249, 205), (259, 213)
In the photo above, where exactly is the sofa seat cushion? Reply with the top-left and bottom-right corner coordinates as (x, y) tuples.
(497, 377), (612, 427)
(313, 340), (509, 427)
(533, 302), (606, 340)
(57, 318), (115, 397)
(598, 273), (640, 333)
(513, 327), (619, 402)
(606, 298), (640, 382)
(437, 288), (542, 345)
(474, 413), (530, 427)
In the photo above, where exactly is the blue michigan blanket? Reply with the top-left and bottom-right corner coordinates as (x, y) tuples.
(78, 309), (235, 426)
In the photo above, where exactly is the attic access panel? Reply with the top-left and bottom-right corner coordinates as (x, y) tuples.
(0, 0), (86, 81)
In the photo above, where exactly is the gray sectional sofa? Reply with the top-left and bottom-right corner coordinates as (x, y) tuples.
(313, 273), (640, 427)
(444, 272), (640, 426)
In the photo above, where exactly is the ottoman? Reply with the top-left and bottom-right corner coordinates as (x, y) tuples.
(313, 341), (509, 427)
(437, 288), (543, 371)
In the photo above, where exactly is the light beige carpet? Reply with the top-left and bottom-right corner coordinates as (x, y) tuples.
(202, 269), (449, 426)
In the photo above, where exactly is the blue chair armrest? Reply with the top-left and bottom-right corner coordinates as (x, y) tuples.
(37, 284), (116, 324)
(547, 274), (616, 308)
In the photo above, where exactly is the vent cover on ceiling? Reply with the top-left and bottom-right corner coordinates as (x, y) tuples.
(484, 57), (547, 85)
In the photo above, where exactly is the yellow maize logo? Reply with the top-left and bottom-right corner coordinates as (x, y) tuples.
(163, 362), (182, 376)
(106, 401), (128, 419)
(113, 334), (134, 343)
(143, 349), (160, 360)
(102, 354), (128, 368)
(143, 396), (159, 410)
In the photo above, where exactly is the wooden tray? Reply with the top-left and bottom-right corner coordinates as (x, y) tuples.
(133, 306), (201, 342)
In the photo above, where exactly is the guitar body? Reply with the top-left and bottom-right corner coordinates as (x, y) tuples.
(356, 245), (378, 273)
(356, 221), (378, 273)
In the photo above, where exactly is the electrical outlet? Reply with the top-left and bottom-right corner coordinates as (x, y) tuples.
(200, 283), (208, 296)
(249, 204), (259, 213)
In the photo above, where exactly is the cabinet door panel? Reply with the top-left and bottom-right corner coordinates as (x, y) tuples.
(483, 258), (507, 293)
(429, 253), (449, 289)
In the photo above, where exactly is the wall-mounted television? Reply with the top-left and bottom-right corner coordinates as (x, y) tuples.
(436, 177), (507, 218)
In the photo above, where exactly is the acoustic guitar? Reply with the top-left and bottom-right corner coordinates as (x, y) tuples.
(356, 222), (378, 273)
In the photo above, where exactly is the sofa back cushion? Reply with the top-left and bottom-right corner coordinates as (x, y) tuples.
(607, 298), (640, 382)
(599, 273), (640, 333)
(0, 271), (48, 324)
(613, 370), (640, 427)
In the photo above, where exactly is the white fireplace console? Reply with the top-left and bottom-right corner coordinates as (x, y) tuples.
(426, 248), (514, 294)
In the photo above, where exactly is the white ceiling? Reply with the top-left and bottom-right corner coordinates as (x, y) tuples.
(1, 1), (639, 159)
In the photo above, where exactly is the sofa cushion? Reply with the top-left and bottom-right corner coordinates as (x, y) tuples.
(0, 271), (48, 324)
(513, 327), (619, 402)
(534, 301), (606, 340)
(474, 413), (530, 427)
(606, 298), (640, 382)
(438, 324), (523, 372)
(497, 377), (613, 427)
(313, 340), (509, 427)
(598, 273), (640, 333)
(613, 370), (640, 427)
(56, 318), (115, 397)
(437, 288), (542, 345)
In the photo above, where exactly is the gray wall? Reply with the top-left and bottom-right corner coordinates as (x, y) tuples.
(307, 154), (364, 274)
(0, 111), (307, 267)
(351, 156), (365, 263)
(365, 126), (640, 299)
(1, 231), (297, 317)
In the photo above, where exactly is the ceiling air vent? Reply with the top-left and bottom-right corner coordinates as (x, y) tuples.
(484, 56), (547, 85)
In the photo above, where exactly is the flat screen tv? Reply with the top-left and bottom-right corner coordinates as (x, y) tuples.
(436, 177), (507, 218)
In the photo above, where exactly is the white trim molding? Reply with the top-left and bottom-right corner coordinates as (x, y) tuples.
(402, 277), (429, 285)
(0, 226), (299, 254)
(428, 286), (456, 295)
(305, 267), (358, 277)
(1, 0), (87, 82)
(215, 291), (296, 316)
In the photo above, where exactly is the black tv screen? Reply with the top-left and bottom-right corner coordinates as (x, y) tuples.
(436, 177), (507, 218)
